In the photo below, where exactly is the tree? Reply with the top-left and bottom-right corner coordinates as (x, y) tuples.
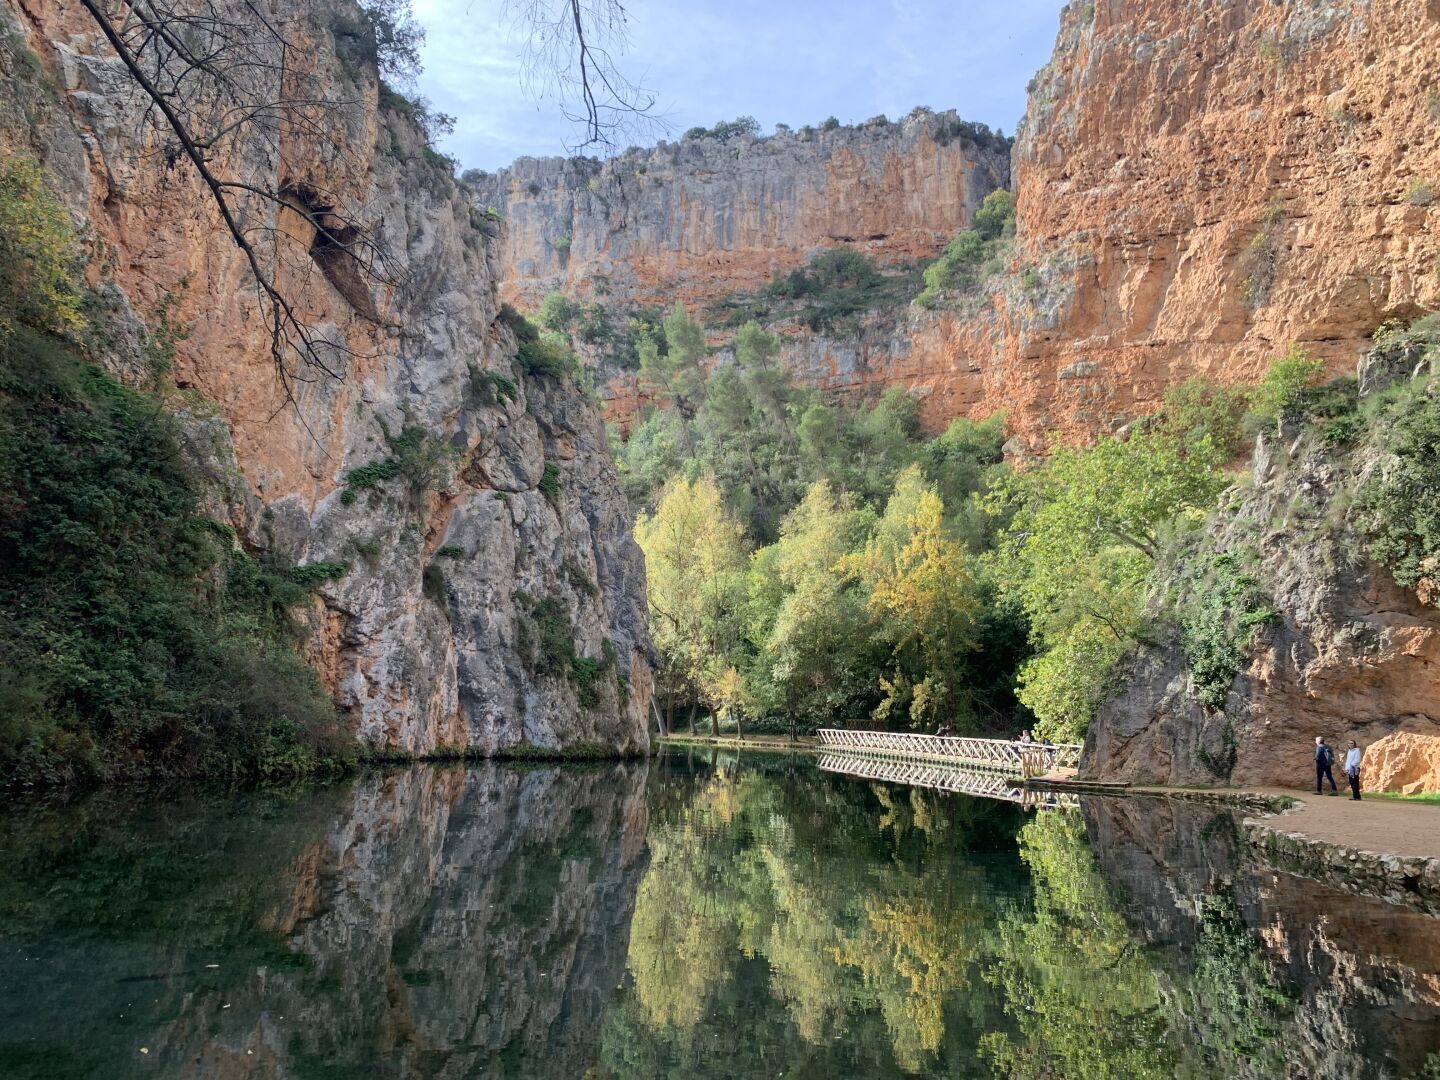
(74, 0), (412, 403)
(638, 301), (707, 418)
(747, 482), (876, 730)
(988, 419), (1231, 737)
(848, 472), (979, 728)
(971, 188), (1016, 241)
(633, 475), (749, 732)
(1248, 344), (1323, 426)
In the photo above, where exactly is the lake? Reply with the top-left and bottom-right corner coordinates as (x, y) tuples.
(2, 748), (1439, 1078)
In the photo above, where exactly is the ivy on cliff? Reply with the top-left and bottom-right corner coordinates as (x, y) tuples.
(0, 154), (352, 788)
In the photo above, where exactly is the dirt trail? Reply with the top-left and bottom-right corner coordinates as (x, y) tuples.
(1244, 789), (1440, 860)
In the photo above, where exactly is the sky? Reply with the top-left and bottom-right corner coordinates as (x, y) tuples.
(410, 0), (1065, 172)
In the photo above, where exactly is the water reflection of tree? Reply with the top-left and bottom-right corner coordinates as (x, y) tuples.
(605, 761), (1027, 1076)
(980, 812), (1180, 1078)
(605, 764), (1299, 1079)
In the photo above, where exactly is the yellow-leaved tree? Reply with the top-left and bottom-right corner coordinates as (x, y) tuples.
(845, 465), (979, 728)
(634, 474), (749, 734)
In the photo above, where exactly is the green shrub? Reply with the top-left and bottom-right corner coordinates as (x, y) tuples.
(971, 189), (1016, 241)
(0, 327), (350, 787)
(340, 423), (445, 503)
(290, 561), (349, 587)
(468, 365), (518, 404)
(915, 191), (1015, 308)
(1179, 554), (1278, 710)
(1247, 345), (1323, 426)
(516, 595), (575, 677)
(1406, 179), (1436, 207)
(340, 455), (401, 504)
(517, 327), (578, 378)
(1357, 386), (1440, 601)
(435, 544), (465, 559)
(762, 247), (922, 333)
(571, 656), (605, 708)
(513, 593), (615, 708)
(331, 0), (425, 82)
(0, 152), (84, 338)
(539, 461), (562, 504)
(538, 291), (582, 331)
(565, 556), (599, 597)
(1373, 312), (1440, 352)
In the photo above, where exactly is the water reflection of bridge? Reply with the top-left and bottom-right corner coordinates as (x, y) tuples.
(816, 752), (1080, 810)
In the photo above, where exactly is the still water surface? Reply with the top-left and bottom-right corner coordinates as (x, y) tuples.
(2, 750), (1439, 1078)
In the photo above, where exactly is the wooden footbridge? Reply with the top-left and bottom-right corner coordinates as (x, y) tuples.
(815, 729), (1083, 775)
(816, 751), (1080, 810)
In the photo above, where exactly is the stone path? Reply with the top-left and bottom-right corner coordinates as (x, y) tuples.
(1247, 789), (1440, 860)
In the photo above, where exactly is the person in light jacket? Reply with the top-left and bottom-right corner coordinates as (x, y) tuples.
(1345, 740), (1363, 801)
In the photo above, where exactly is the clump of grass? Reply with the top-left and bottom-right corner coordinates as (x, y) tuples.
(1405, 179), (1436, 207)
(538, 461), (562, 504)
(469, 365), (518, 404)
(289, 561), (349, 587)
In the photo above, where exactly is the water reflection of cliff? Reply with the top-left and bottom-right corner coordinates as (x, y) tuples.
(0, 764), (649, 1079)
(1085, 797), (1440, 1080)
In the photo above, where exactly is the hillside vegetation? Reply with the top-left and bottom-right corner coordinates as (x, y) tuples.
(0, 153), (353, 788)
(601, 286), (1438, 741)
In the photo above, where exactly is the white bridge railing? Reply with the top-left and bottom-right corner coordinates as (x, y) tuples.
(817, 753), (1079, 810)
(815, 728), (1082, 774)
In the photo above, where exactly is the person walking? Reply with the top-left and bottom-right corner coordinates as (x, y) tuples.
(1345, 740), (1363, 801)
(1315, 736), (1338, 795)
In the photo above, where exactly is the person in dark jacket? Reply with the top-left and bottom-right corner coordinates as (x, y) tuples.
(1315, 736), (1338, 795)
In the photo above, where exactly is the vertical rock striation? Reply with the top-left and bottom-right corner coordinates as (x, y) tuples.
(5, 0), (652, 755)
(470, 112), (1011, 429)
(909, 0), (1440, 446)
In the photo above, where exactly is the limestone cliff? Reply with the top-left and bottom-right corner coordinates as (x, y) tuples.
(912, 0), (1440, 446)
(4, 0), (652, 755)
(1085, 354), (1440, 788)
(477, 0), (1440, 445)
(469, 112), (1011, 428)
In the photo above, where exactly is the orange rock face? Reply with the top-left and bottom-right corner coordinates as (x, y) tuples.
(470, 113), (1012, 432)
(481, 1), (1440, 448)
(1361, 733), (1440, 795)
(472, 114), (1010, 311)
(8, 0), (653, 755)
(908, 0), (1440, 446)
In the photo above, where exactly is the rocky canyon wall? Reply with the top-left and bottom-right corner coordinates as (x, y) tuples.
(910, 0), (1440, 445)
(4, 0), (652, 755)
(478, 0), (1440, 445)
(470, 112), (1011, 429)
(1084, 348), (1440, 789)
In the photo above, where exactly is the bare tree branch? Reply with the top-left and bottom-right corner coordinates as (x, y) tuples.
(75, 0), (408, 412)
(507, 0), (666, 154)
